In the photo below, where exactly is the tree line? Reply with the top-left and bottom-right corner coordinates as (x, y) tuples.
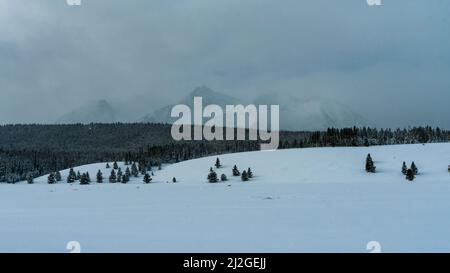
(0, 124), (448, 183)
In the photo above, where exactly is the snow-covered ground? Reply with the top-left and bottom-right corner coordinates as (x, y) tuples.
(1, 143), (450, 252)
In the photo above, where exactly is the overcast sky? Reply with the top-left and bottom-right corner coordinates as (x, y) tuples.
(1, 0), (449, 127)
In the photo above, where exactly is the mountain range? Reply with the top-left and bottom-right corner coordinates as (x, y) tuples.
(56, 86), (368, 130)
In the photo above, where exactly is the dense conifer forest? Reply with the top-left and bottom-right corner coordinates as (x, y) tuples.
(0, 123), (448, 183)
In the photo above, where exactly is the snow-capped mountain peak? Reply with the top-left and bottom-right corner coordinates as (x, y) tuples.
(56, 100), (118, 124)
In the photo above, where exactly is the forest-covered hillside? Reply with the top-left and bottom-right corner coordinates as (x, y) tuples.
(0, 123), (448, 183)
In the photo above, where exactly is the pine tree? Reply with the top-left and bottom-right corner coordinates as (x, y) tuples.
(364, 138), (370, 147)
(406, 168), (415, 181)
(67, 168), (76, 183)
(106, 163), (110, 169)
(207, 170), (218, 183)
(96, 170), (103, 183)
(80, 173), (89, 185)
(215, 158), (221, 168)
(232, 165), (240, 176)
(109, 169), (117, 183)
(172, 177), (177, 183)
(117, 173), (122, 183)
(47, 173), (55, 184)
(55, 171), (62, 182)
(113, 161), (118, 170)
(247, 168), (253, 178)
(67, 173), (75, 183)
(117, 168), (123, 178)
(241, 170), (249, 181)
(221, 174), (227, 181)
(86, 172), (91, 182)
(365, 154), (376, 173)
(131, 162), (139, 177)
(143, 173), (152, 183)
(139, 163), (146, 173)
(125, 167), (131, 177)
(411, 161), (418, 175)
(122, 173), (130, 183)
(26, 173), (34, 184)
(401, 162), (407, 175)
(76, 171), (81, 181)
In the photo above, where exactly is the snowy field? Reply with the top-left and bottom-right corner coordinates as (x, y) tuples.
(1, 143), (450, 252)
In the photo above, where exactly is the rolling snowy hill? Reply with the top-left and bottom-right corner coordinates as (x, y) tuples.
(1, 143), (450, 252)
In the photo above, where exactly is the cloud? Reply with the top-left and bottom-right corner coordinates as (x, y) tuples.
(0, 0), (449, 127)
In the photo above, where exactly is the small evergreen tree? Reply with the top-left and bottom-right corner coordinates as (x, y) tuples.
(67, 173), (75, 183)
(365, 154), (376, 173)
(26, 173), (34, 184)
(122, 173), (130, 183)
(411, 161), (418, 175)
(76, 171), (81, 181)
(55, 171), (62, 182)
(241, 170), (249, 181)
(406, 168), (415, 181)
(247, 168), (253, 178)
(207, 170), (218, 183)
(232, 165), (240, 176)
(47, 173), (55, 184)
(86, 172), (91, 182)
(106, 163), (110, 169)
(109, 170), (117, 183)
(131, 162), (139, 177)
(80, 173), (89, 185)
(215, 158), (221, 168)
(125, 167), (131, 177)
(172, 177), (177, 183)
(221, 173), (227, 181)
(96, 170), (103, 183)
(67, 168), (76, 183)
(143, 173), (152, 183)
(113, 161), (119, 170)
(401, 162), (407, 175)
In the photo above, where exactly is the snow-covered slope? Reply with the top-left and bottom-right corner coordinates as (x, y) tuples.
(2, 143), (450, 252)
